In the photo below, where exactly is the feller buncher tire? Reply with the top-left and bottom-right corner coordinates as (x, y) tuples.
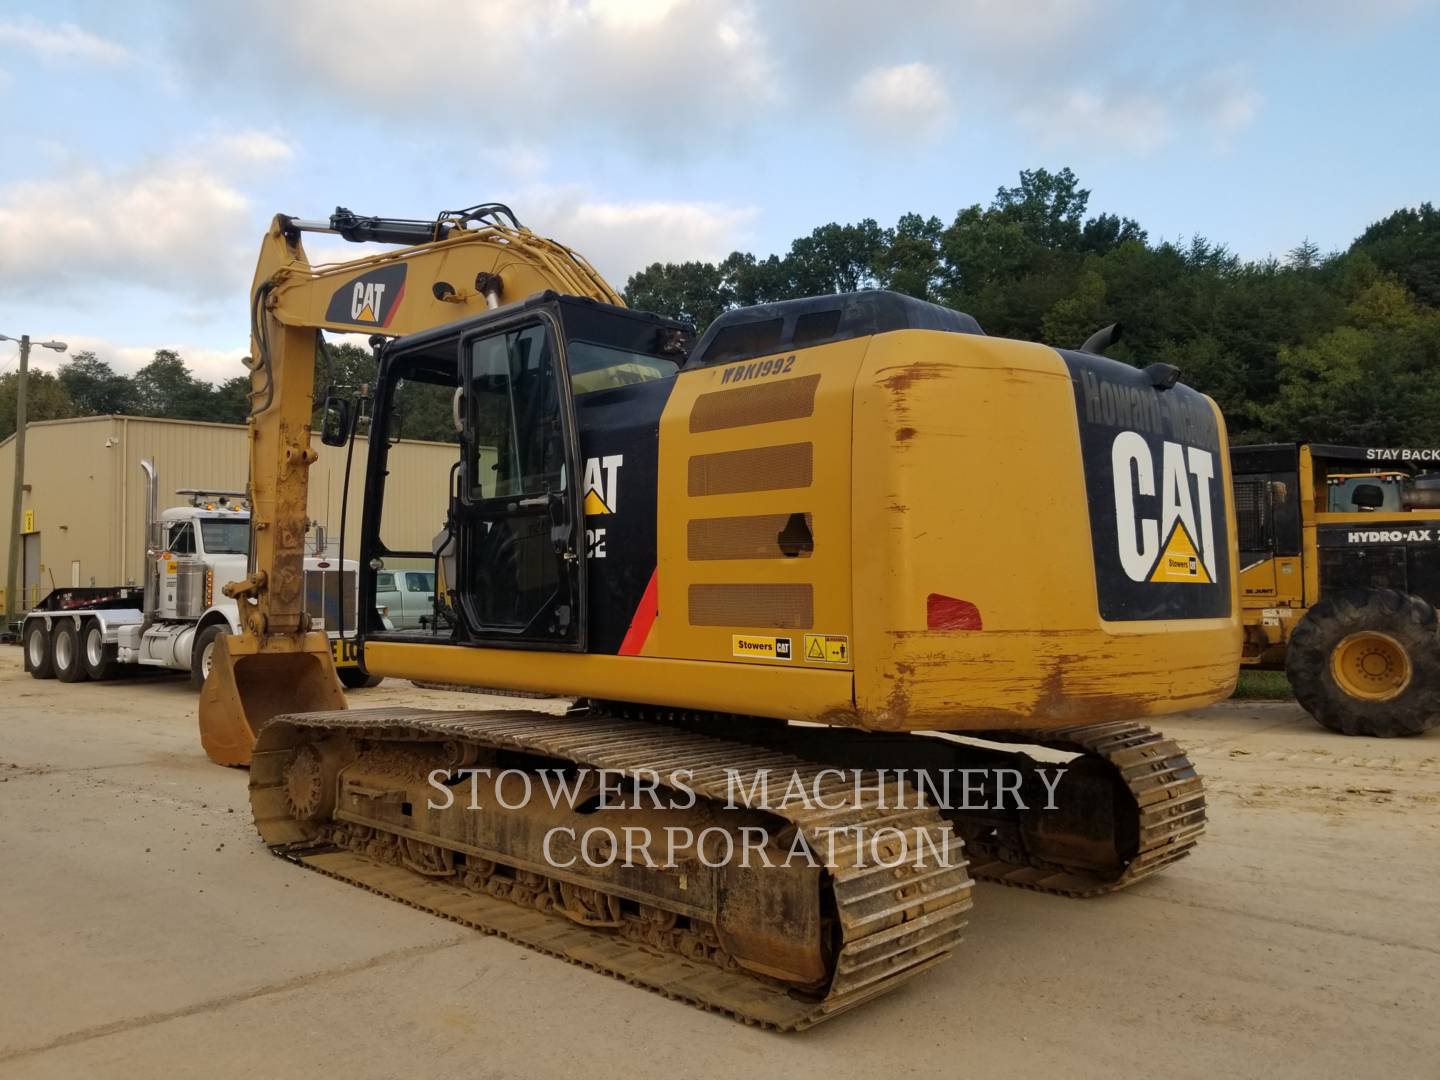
(1286, 588), (1440, 737)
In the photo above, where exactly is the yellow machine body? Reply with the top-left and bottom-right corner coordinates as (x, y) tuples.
(365, 327), (1240, 731)
(203, 206), (1239, 760)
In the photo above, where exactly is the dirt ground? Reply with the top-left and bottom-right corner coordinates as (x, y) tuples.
(1, 648), (1436, 1080)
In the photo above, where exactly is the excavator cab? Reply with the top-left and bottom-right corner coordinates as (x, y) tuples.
(358, 293), (688, 657)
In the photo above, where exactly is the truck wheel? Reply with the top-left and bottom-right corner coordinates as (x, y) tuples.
(53, 621), (89, 683)
(338, 666), (383, 689)
(190, 624), (226, 690)
(81, 620), (118, 681)
(24, 620), (55, 679)
(1286, 588), (1440, 737)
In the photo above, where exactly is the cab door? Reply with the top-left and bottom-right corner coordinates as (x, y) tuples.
(453, 312), (586, 648)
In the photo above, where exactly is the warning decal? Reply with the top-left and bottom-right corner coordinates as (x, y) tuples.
(732, 634), (792, 660)
(803, 634), (849, 664)
(1148, 520), (1213, 584)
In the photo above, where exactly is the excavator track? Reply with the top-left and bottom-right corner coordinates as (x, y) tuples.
(249, 707), (974, 1030)
(595, 705), (1206, 902)
(961, 721), (1206, 897)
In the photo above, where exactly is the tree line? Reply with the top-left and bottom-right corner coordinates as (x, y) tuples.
(626, 168), (1440, 446)
(5, 167), (1438, 448)
(0, 349), (251, 441)
(0, 342), (455, 443)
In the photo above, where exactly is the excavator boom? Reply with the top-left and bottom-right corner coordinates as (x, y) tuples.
(199, 206), (621, 765)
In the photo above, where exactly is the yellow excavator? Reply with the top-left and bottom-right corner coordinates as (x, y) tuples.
(203, 203), (1241, 1028)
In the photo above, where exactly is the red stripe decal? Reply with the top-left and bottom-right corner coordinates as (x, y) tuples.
(618, 570), (658, 655)
(381, 283), (406, 327)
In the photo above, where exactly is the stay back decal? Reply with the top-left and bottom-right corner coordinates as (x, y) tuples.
(1060, 349), (1231, 621)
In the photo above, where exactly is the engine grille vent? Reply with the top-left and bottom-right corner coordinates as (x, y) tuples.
(688, 443), (813, 497)
(688, 583), (814, 628)
(689, 374), (820, 433)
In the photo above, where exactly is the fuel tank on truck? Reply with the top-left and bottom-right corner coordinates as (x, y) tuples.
(848, 325), (1242, 731)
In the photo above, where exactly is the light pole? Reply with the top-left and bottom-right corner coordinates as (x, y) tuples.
(1, 334), (67, 634)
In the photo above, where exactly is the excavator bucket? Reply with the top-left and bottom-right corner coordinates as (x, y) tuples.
(198, 632), (347, 767)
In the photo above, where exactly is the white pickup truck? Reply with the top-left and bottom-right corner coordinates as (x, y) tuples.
(21, 459), (379, 689)
(374, 569), (437, 630)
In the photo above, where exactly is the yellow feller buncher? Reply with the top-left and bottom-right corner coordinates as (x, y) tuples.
(203, 204), (1241, 1028)
(1234, 441), (1440, 736)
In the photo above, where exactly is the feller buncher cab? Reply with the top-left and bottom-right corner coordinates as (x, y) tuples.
(205, 203), (1242, 1026)
(1234, 442), (1440, 736)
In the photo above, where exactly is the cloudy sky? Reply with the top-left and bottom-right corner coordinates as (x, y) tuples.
(0, 0), (1436, 383)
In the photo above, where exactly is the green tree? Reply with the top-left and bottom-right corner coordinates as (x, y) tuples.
(212, 375), (253, 424)
(624, 260), (733, 329)
(1350, 202), (1440, 307)
(57, 351), (134, 415)
(874, 213), (944, 300)
(615, 168), (1440, 449)
(783, 220), (886, 296)
(131, 349), (215, 421)
(0, 370), (74, 441)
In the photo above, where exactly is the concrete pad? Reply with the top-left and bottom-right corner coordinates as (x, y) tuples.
(1, 649), (1437, 1078)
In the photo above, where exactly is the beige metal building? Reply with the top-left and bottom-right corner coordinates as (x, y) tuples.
(0, 415), (456, 609)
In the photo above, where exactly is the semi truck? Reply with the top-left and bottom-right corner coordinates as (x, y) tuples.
(20, 459), (378, 689)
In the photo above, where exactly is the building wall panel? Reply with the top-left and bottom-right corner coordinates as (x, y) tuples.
(0, 415), (457, 606)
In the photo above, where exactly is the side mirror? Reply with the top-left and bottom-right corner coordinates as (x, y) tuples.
(320, 394), (352, 448)
(1351, 483), (1385, 509)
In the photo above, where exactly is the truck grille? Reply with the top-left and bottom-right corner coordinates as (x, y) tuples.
(304, 568), (358, 634)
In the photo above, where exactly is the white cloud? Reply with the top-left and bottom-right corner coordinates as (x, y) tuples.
(1203, 0), (1432, 29)
(0, 129), (293, 301)
(0, 17), (131, 64)
(1018, 88), (1172, 155)
(1182, 70), (1262, 149)
(176, 1), (776, 146)
(524, 190), (757, 281)
(851, 63), (952, 141)
(207, 130), (294, 167)
(1016, 67), (1262, 156)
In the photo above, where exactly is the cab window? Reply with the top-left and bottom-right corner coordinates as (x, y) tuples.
(567, 340), (677, 395)
(376, 572), (396, 591)
(168, 522), (195, 555)
(1326, 476), (1405, 513)
(466, 323), (566, 501)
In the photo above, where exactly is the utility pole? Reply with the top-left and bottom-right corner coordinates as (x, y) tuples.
(1, 333), (66, 634)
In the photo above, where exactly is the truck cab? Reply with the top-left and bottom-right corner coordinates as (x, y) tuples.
(22, 465), (375, 689)
(152, 498), (251, 627)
